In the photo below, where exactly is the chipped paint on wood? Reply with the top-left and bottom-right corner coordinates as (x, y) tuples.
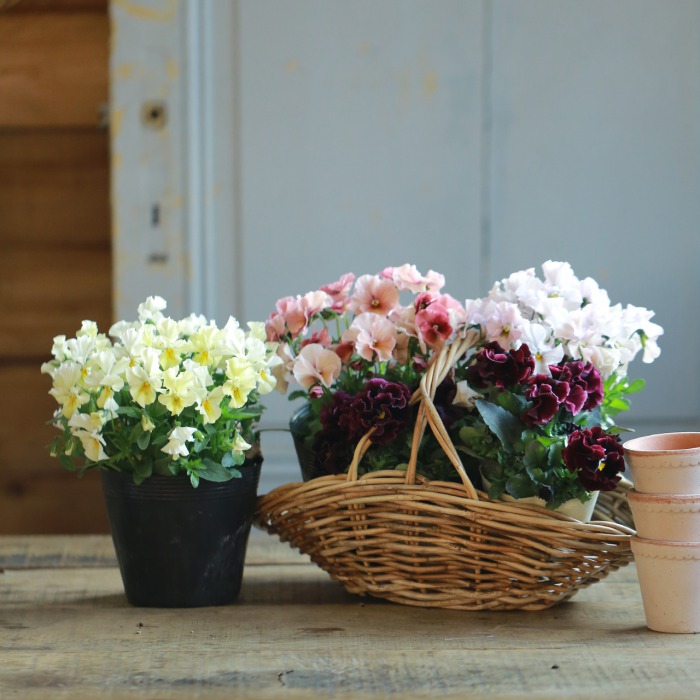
(112, 0), (177, 23)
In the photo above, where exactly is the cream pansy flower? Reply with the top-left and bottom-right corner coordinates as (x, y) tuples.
(223, 357), (258, 408)
(49, 362), (89, 418)
(158, 367), (197, 416)
(162, 426), (198, 459)
(126, 348), (162, 407)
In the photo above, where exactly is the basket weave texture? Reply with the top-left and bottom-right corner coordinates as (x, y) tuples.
(256, 332), (636, 611)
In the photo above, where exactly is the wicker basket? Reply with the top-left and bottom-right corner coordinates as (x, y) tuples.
(256, 332), (636, 611)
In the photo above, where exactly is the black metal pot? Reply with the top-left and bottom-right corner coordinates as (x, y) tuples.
(100, 453), (262, 608)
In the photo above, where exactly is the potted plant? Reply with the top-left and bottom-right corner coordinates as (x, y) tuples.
(266, 264), (473, 483)
(454, 261), (663, 519)
(43, 296), (281, 607)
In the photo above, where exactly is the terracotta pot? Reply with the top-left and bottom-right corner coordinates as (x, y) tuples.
(631, 537), (700, 633)
(622, 432), (700, 494)
(627, 489), (700, 542)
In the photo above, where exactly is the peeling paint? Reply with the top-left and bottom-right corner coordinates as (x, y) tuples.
(423, 71), (438, 99)
(166, 59), (179, 80)
(112, 0), (177, 23)
(115, 63), (134, 80)
(111, 108), (126, 137)
(357, 41), (370, 54)
(285, 59), (300, 73)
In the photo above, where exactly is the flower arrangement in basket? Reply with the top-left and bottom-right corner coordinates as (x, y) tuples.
(257, 261), (663, 610)
(43, 296), (281, 486)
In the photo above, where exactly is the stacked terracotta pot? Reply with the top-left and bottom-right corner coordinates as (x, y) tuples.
(623, 432), (700, 633)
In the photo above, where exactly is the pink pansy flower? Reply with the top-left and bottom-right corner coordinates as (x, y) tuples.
(265, 312), (287, 342)
(300, 328), (332, 349)
(416, 303), (453, 350)
(348, 275), (400, 316)
(275, 296), (307, 337)
(439, 293), (467, 327)
(321, 273), (355, 312)
(424, 270), (446, 292)
(390, 264), (428, 293)
(300, 291), (333, 319)
(347, 312), (397, 362)
(292, 343), (342, 390)
(390, 305), (418, 338)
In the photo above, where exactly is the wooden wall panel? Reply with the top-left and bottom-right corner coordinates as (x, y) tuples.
(0, 12), (109, 127)
(0, 248), (112, 359)
(0, 2), (111, 533)
(0, 131), (110, 246)
(0, 366), (110, 534)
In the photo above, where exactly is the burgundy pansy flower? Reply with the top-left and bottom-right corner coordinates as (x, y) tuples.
(350, 378), (413, 444)
(563, 427), (625, 492)
(466, 341), (535, 389)
(550, 361), (603, 412)
(522, 375), (571, 425)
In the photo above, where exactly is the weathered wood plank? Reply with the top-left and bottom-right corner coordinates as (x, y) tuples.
(0, 0), (107, 12)
(0, 531), (309, 569)
(0, 247), (112, 359)
(0, 130), (110, 246)
(0, 535), (698, 699)
(0, 12), (109, 127)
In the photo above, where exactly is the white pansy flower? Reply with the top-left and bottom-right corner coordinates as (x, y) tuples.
(161, 426), (198, 459)
(484, 302), (524, 348)
(246, 321), (267, 343)
(517, 322), (564, 375)
(177, 312), (208, 337)
(232, 432), (252, 455)
(75, 430), (108, 462)
(138, 295), (167, 323)
(222, 317), (246, 356)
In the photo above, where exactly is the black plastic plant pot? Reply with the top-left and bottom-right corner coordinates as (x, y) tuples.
(100, 455), (262, 608)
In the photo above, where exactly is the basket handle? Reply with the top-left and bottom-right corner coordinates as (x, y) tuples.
(346, 329), (482, 500)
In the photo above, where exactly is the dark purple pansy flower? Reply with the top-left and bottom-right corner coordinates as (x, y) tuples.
(563, 426), (625, 492)
(350, 378), (413, 444)
(466, 341), (535, 389)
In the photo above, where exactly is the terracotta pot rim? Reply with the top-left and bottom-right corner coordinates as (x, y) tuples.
(623, 432), (700, 455)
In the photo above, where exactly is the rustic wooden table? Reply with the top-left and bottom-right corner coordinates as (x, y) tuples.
(1, 530), (698, 699)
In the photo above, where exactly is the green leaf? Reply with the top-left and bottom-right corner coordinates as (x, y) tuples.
(523, 439), (546, 471)
(475, 399), (523, 450)
(505, 473), (537, 499)
(136, 431), (151, 450)
(200, 459), (235, 482)
(221, 451), (236, 468)
(117, 406), (142, 419)
(626, 378), (646, 394)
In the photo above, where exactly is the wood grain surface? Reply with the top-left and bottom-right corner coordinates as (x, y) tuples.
(1, 531), (698, 699)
